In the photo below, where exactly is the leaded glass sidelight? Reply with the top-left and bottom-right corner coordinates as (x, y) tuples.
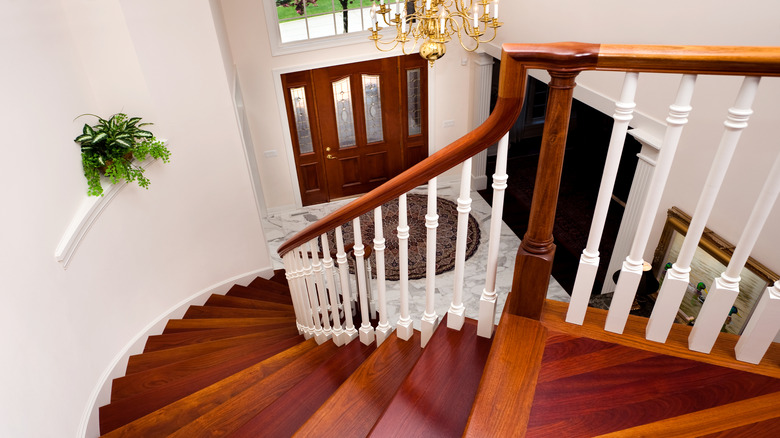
(362, 75), (384, 143)
(332, 77), (357, 148)
(407, 68), (422, 136)
(290, 87), (314, 154)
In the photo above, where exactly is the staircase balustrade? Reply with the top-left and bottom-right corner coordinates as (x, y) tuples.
(278, 43), (780, 368)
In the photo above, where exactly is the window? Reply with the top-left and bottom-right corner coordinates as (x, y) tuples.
(273, 0), (378, 44)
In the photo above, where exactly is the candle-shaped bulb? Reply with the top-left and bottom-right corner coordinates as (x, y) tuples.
(439, 8), (446, 35)
(426, 0), (432, 11)
(472, 4), (478, 29)
(493, 0), (499, 19)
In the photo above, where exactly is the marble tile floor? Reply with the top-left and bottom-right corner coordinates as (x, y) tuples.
(262, 181), (570, 330)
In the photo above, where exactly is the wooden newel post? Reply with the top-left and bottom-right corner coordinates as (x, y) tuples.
(505, 70), (579, 320)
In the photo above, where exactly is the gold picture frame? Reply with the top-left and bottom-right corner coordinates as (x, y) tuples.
(651, 207), (779, 334)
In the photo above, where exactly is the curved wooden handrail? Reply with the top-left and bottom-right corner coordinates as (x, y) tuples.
(279, 42), (780, 257)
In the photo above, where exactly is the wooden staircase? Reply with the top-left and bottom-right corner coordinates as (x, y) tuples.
(99, 273), (780, 437)
(98, 273), (494, 437)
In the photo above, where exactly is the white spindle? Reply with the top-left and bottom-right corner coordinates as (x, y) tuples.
(374, 207), (393, 345)
(477, 133), (509, 338)
(690, 150), (780, 353)
(336, 227), (359, 344)
(421, 177), (440, 347)
(736, 280), (780, 364)
(647, 76), (760, 343)
(396, 193), (414, 341)
(448, 158), (472, 330)
(567, 72), (638, 325)
(605, 74), (697, 334)
(320, 234), (345, 346)
(353, 218), (375, 345)
(292, 248), (315, 339)
(300, 246), (327, 344)
(309, 240), (333, 341)
(283, 253), (306, 335)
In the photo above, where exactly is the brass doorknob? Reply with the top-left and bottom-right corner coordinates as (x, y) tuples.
(326, 154), (337, 160)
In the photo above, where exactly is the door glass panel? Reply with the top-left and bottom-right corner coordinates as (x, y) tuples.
(361, 74), (384, 143)
(407, 68), (422, 136)
(332, 77), (356, 148)
(290, 87), (314, 154)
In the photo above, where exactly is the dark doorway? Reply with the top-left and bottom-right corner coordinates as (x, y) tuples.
(479, 69), (641, 295)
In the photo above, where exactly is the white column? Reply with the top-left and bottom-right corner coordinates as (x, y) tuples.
(605, 74), (697, 334)
(353, 218), (376, 345)
(477, 133), (509, 338)
(336, 227), (358, 344)
(374, 206), (393, 345)
(421, 177), (440, 347)
(300, 246), (327, 344)
(601, 129), (661, 295)
(396, 193), (414, 341)
(448, 158), (472, 330)
(309, 240), (333, 341)
(736, 281), (780, 364)
(321, 234), (345, 346)
(283, 253), (306, 335)
(470, 52), (494, 190)
(647, 76), (760, 343)
(567, 72), (638, 325)
(690, 151), (780, 353)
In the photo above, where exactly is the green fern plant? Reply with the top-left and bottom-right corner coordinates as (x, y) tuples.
(74, 113), (171, 196)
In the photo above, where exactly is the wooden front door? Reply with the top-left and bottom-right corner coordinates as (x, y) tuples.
(282, 55), (428, 206)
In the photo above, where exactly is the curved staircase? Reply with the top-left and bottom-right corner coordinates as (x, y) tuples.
(98, 273), (494, 437)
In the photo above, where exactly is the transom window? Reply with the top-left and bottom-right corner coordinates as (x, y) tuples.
(275, 0), (377, 43)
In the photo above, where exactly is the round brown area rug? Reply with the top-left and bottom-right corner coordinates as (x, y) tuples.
(322, 194), (481, 281)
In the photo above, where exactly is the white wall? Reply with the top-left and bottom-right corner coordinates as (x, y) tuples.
(493, 0), (780, 275)
(218, 0), (473, 211)
(0, 1), (271, 436)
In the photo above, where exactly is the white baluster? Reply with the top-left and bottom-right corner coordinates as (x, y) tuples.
(321, 234), (345, 346)
(292, 248), (314, 339)
(605, 74), (698, 334)
(300, 246), (327, 344)
(477, 133), (509, 338)
(690, 151), (780, 353)
(448, 158), (472, 330)
(567, 72), (638, 325)
(374, 207), (393, 345)
(353, 218), (376, 345)
(396, 193), (414, 341)
(421, 177), (440, 347)
(736, 280), (780, 364)
(309, 240), (333, 341)
(282, 253), (306, 335)
(647, 76), (761, 343)
(336, 227), (359, 344)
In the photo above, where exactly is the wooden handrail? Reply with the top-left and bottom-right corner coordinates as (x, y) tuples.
(278, 43), (780, 257)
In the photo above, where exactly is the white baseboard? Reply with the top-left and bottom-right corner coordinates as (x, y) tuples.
(79, 265), (275, 437)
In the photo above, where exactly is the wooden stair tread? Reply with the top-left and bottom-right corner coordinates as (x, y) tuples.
(464, 312), (548, 438)
(248, 277), (293, 294)
(183, 305), (294, 319)
(100, 339), (318, 437)
(526, 329), (780, 437)
(100, 335), (304, 432)
(295, 330), (424, 438)
(163, 341), (341, 437)
(371, 316), (493, 437)
(204, 294), (294, 311)
(230, 338), (377, 437)
(163, 316), (295, 333)
(112, 331), (303, 401)
(144, 325), (299, 353)
(230, 283), (293, 304)
(125, 331), (292, 374)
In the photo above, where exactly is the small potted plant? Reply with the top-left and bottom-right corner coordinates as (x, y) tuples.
(73, 113), (171, 196)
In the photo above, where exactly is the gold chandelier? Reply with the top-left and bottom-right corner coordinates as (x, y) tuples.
(369, 0), (502, 66)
